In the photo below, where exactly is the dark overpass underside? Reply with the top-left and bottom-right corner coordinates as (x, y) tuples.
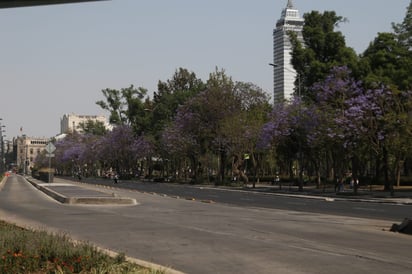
(0, 0), (105, 9)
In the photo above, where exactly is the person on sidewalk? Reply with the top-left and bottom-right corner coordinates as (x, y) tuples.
(113, 174), (119, 184)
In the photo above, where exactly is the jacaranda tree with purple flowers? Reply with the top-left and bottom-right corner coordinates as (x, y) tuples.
(96, 125), (153, 177)
(219, 81), (271, 186)
(53, 132), (88, 176)
(261, 64), (412, 192)
(312, 66), (412, 190)
(311, 66), (365, 182)
(361, 87), (412, 190)
(259, 96), (319, 190)
(48, 124), (153, 179)
(161, 69), (237, 183)
(161, 68), (270, 184)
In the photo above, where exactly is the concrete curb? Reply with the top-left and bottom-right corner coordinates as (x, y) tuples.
(59, 177), (412, 206)
(0, 209), (184, 274)
(261, 191), (412, 205)
(0, 176), (6, 191)
(195, 185), (412, 205)
(1, 176), (183, 274)
(54, 176), (412, 205)
(27, 177), (137, 205)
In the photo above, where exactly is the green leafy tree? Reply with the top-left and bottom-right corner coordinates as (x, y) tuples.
(361, 32), (411, 91)
(151, 68), (205, 136)
(162, 68), (270, 185)
(146, 68), (205, 178)
(96, 88), (125, 125)
(359, 1), (412, 190)
(393, 0), (412, 50)
(78, 120), (107, 136)
(290, 10), (359, 101)
(96, 85), (150, 134)
(362, 0), (412, 91)
(220, 81), (271, 186)
(161, 68), (236, 183)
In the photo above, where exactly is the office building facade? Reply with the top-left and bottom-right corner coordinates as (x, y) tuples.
(272, 0), (304, 103)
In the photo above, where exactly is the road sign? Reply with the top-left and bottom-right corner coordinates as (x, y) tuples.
(45, 143), (56, 183)
(45, 142), (56, 154)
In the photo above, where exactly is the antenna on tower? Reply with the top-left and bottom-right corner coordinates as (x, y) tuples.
(287, 0), (294, 9)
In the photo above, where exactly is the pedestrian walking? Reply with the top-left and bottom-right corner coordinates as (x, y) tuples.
(113, 174), (118, 184)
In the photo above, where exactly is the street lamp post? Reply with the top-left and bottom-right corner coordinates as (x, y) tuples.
(1, 134), (6, 173)
(0, 134), (3, 174)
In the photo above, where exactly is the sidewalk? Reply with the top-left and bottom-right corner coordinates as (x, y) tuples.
(236, 183), (412, 205)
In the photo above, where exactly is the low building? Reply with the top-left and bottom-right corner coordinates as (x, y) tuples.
(15, 135), (50, 174)
(60, 113), (111, 134)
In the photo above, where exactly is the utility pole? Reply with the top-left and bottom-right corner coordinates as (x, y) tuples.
(0, 120), (5, 174)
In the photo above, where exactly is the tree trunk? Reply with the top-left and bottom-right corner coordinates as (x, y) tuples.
(298, 152), (303, 192)
(317, 170), (321, 189)
(190, 155), (200, 184)
(352, 156), (359, 194)
(382, 146), (393, 194)
(375, 156), (381, 187)
(251, 153), (260, 188)
(394, 158), (404, 188)
(219, 149), (226, 185)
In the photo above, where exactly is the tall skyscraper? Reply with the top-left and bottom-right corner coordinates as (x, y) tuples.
(272, 0), (304, 103)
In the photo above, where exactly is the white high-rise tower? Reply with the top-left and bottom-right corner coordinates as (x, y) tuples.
(272, 0), (304, 103)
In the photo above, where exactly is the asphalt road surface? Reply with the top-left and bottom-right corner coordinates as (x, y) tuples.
(1, 175), (412, 274)
(76, 177), (412, 222)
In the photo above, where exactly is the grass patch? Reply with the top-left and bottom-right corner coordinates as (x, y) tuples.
(0, 220), (163, 274)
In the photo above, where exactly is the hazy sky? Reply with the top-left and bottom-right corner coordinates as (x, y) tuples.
(0, 0), (410, 139)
